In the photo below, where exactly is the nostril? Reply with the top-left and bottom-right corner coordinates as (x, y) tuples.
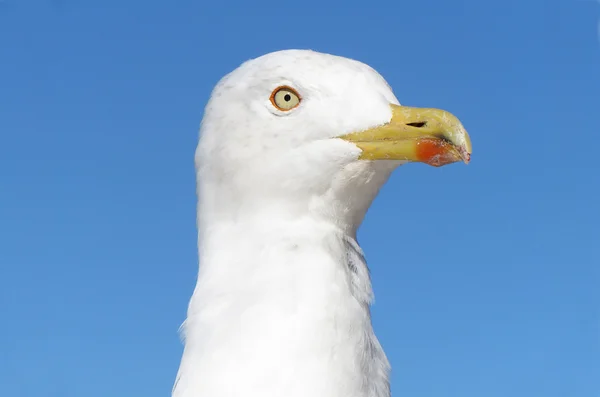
(406, 122), (427, 128)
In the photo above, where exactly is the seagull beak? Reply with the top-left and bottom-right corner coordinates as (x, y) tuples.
(339, 104), (472, 167)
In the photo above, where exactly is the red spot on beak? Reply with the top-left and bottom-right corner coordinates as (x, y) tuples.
(415, 138), (463, 167)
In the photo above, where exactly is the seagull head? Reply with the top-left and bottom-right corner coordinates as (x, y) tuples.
(196, 50), (472, 232)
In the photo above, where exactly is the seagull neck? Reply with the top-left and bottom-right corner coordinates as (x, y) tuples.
(196, 190), (365, 238)
(175, 212), (390, 397)
(195, 212), (356, 280)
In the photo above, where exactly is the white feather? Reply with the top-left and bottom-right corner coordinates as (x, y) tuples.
(174, 50), (406, 397)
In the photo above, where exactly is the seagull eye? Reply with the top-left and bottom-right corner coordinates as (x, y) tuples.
(270, 86), (301, 111)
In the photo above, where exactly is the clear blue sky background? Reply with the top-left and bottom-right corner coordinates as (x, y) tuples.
(1, 0), (598, 396)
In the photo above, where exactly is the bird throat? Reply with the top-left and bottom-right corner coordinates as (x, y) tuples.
(173, 218), (390, 397)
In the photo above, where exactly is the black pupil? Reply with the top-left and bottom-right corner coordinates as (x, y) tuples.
(284, 94), (291, 102)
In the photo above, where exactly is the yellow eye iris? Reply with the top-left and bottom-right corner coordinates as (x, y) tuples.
(270, 86), (301, 111)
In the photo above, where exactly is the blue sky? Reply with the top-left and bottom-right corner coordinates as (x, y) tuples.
(1, 0), (599, 396)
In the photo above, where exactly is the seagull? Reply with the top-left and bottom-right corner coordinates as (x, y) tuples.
(173, 49), (472, 397)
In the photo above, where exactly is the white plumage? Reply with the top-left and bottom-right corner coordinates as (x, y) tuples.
(173, 49), (471, 397)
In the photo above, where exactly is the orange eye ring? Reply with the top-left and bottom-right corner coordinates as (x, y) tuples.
(270, 86), (302, 111)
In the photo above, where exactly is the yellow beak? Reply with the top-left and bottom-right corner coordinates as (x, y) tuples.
(339, 104), (472, 167)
